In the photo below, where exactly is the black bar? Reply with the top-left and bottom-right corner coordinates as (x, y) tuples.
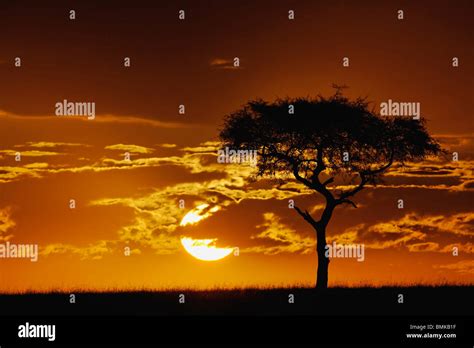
(0, 315), (472, 346)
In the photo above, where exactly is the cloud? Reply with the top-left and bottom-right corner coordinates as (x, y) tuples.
(156, 143), (177, 148)
(332, 212), (474, 253)
(180, 204), (221, 226)
(23, 162), (49, 169)
(0, 207), (15, 242)
(0, 166), (43, 183)
(93, 115), (192, 128)
(440, 243), (474, 254)
(180, 146), (218, 153)
(12, 138), (471, 261)
(1, 138), (472, 198)
(457, 180), (474, 191)
(407, 242), (440, 252)
(180, 141), (221, 153)
(310, 203), (326, 214)
(0, 203), (124, 260)
(387, 159), (473, 178)
(0, 110), (191, 129)
(41, 240), (114, 260)
(434, 260), (474, 274)
(0, 151), (222, 183)
(89, 191), (185, 255)
(105, 144), (155, 154)
(0, 150), (61, 157)
(242, 213), (315, 255)
(435, 133), (474, 152)
(87, 162), (305, 256)
(16, 141), (88, 148)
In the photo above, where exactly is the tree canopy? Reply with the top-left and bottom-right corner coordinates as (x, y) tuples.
(220, 91), (442, 206)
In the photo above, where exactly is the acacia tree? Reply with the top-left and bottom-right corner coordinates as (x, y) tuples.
(219, 90), (441, 289)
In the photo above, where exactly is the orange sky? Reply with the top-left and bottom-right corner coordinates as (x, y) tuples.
(0, 0), (472, 292)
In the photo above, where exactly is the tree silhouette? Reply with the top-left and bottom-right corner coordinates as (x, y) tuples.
(219, 89), (442, 289)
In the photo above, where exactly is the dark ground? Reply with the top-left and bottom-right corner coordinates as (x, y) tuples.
(0, 286), (472, 316)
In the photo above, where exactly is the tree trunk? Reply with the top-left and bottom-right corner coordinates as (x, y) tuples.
(315, 225), (329, 289)
(293, 201), (334, 289)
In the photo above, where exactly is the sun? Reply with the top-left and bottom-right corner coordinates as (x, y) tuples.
(181, 237), (233, 261)
(180, 204), (220, 226)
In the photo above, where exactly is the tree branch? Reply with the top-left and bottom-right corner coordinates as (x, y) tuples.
(337, 151), (394, 201)
(322, 177), (334, 186)
(292, 165), (316, 190)
(312, 146), (326, 178)
(337, 173), (368, 201)
(337, 199), (358, 209)
(264, 146), (336, 203)
(294, 205), (318, 229)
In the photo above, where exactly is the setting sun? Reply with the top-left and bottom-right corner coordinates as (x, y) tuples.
(181, 237), (234, 261)
(180, 204), (221, 226)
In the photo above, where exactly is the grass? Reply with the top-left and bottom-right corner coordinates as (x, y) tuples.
(0, 285), (471, 316)
(3, 280), (471, 295)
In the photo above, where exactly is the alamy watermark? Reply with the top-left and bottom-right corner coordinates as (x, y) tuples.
(18, 322), (55, 341)
(325, 242), (365, 262)
(0, 242), (38, 262)
(55, 99), (95, 120)
(217, 147), (257, 166)
(380, 99), (421, 120)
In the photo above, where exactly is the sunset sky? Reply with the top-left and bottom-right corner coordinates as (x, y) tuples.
(0, 0), (472, 292)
